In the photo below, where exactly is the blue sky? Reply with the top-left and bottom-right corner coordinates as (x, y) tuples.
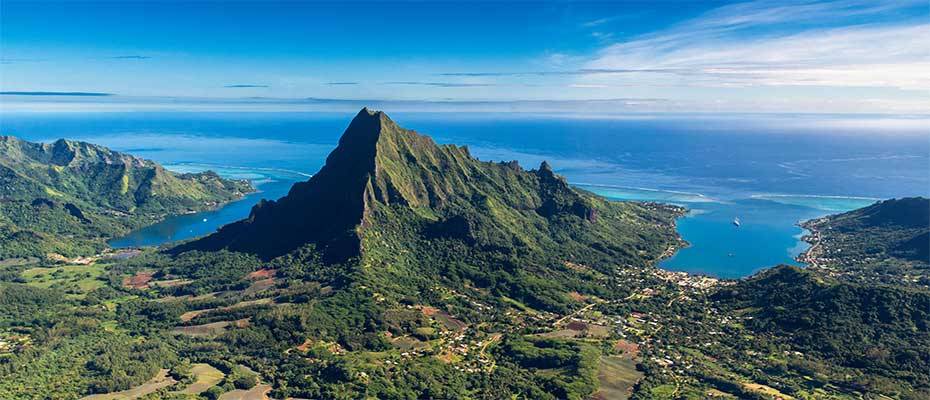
(1, 0), (927, 113)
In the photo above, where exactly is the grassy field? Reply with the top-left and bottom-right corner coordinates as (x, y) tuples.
(81, 369), (177, 400)
(742, 382), (795, 399)
(177, 363), (225, 394)
(649, 383), (678, 399)
(536, 324), (611, 340)
(592, 355), (644, 400)
(172, 318), (251, 337)
(217, 384), (272, 400)
(173, 321), (234, 337)
(21, 264), (106, 297)
(179, 298), (274, 322)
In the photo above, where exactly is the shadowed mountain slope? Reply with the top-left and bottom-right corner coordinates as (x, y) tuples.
(178, 108), (649, 266)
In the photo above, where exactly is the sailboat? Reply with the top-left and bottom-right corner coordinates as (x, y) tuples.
(733, 217), (741, 227)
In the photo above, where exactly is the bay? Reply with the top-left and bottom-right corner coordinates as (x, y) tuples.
(2, 111), (926, 277)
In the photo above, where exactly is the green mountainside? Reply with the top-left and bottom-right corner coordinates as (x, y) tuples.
(711, 266), (929, 395)
(180, 108), (655, 262)
(683, 199), (930, 398)
(0, 136), (253, 259)
(800, 197), (929, 286)
(179, 108), (683, 312)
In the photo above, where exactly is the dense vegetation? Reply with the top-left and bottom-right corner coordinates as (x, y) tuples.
(628, 200), (928, 399)
(800, 197), (929, 286)
(0, 136), (253, 259)
(712, 266), (930, 395)
(0, 110), (926, 399)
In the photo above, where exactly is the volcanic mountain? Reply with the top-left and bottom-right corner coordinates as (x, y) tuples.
(178, 108), (682, 278)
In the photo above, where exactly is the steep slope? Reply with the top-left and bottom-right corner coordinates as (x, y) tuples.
(0, 136), (253, 259)
(180, 108), (657, 270)
(835, 197), (929, 230)
(173, 109), (381, 261)
(177, 107), (684, 308)
(152, 108), (684, 399)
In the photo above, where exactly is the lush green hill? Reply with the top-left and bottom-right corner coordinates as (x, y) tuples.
(0, 136), (253, 259)
(712, 266), (930, 395)
(179, 108), (683, 312)
(160, 109), (682, 398)
(800, 197), (929, 286)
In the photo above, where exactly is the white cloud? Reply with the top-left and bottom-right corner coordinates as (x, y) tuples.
(583, 0), (930, 91)
(581, 17), (614, 28)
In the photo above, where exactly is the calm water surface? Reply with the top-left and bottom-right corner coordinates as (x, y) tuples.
(2, 112), (926, 277)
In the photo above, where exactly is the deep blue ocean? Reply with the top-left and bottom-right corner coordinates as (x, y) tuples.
(2, 111), (927, 278)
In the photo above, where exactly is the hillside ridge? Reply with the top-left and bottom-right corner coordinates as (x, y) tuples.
(0, 135), (253, 259)
(178, 108), (599, 262)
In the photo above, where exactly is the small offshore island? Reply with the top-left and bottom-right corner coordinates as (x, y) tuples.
(0, 109), (927, 400)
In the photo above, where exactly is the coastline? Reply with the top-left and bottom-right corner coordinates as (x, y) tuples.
(795, 217), (826, 268)
(107, 172), (301, 249)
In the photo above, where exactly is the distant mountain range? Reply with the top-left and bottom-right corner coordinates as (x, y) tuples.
(0, 136), (253, 259)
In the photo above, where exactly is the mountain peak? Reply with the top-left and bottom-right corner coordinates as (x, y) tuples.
(174, 108), (410, 261)
(346, 107), (387, 134)
(0, 135), (148, 167)
(0, 135), (253, 259)
(176, 108), (596, 262)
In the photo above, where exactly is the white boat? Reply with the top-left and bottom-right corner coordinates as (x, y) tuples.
(733, 217), (741, 227)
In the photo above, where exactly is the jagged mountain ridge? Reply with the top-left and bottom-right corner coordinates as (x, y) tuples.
(180, 108), (602, 262)
(0, 136), (251, 215)
(0, 136), (253, 259)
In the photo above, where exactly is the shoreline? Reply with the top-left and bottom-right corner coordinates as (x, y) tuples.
(106, 186), (256, 250)
(795, 217), (826, 268)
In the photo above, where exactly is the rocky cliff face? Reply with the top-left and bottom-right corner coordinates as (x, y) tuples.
(178, 108), (602, 262)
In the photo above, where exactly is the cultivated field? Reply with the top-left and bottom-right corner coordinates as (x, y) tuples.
(592, 355), (643, 400)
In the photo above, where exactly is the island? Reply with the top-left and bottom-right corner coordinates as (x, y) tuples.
(0, 109), (926, 400)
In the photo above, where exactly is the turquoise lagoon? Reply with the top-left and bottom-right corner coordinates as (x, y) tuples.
(579, 185), (877, 278)
(2, 112), (925, 278)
